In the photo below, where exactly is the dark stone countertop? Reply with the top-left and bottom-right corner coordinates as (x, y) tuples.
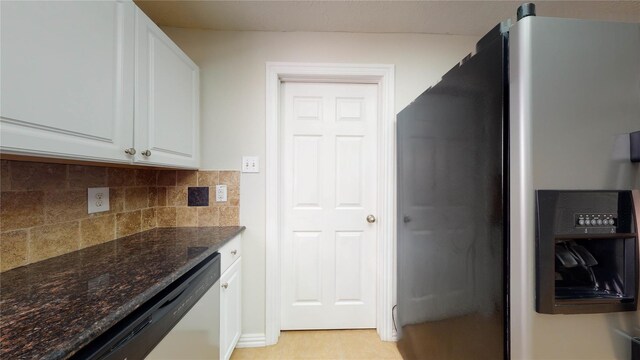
(0, 226), (245, 360)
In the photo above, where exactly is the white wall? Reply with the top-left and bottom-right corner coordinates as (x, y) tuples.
(162, 27), (479, 336)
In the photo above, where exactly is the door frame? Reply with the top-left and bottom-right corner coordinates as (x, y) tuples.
(265, 62), (396, 345)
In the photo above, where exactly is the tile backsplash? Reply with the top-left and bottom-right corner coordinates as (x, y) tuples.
(0, 160), (240, 272)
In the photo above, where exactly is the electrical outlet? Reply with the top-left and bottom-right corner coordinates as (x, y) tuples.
(242, 156), (259, 173)
(216, 185), (227, 202)
(88, 187), (110, 214)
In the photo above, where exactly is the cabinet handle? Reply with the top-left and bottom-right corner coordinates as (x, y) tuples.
(141, 150), (151, 157)
(222, 282), (229, 289)
(124, 148), (136, 155)
(231, 250), (237, 255)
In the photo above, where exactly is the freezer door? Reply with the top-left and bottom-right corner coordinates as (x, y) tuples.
(396, 26), (508, 359)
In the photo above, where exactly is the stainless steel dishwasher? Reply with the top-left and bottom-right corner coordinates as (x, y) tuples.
(73, 252), (221, 360)
(146, 261), (221, 360)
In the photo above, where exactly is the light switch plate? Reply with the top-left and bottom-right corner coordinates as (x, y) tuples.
(88, 187), (110, 214)
(242, 156), (259, 173)
(216, 185), (227, 202)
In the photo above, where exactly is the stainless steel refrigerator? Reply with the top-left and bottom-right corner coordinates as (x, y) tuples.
(396, 8), (640, 360)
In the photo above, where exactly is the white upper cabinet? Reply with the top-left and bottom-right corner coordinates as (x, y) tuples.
(0, 1), (200, 169)
(134, 8), (200, 168)
(0, 1), (135, 163)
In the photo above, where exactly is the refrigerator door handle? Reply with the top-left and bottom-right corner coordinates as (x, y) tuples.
(632, 190), (640, 306)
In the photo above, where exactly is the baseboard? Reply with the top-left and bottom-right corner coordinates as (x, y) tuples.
(236, 333), (267, 348)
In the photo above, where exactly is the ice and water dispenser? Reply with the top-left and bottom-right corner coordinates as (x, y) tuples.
(536, 190), (639, 314)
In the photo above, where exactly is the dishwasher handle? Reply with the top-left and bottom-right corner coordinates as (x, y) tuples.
(107, 317), (152, 355)
(98, 280), (195, 360)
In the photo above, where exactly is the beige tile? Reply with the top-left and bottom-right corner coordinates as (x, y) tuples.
(116, 210), (141, 237)
(148, 187), (158, 207)
(166, 186), (187, 207)
(157, 170), (177, 186)
(231, 330), (402, 360)
(44, 190), (87, 224)
(219, 206), (239, 226)
(109, 187), (125, 214)
(0, 230), (29, 272)
(80, 215), (115, 248)
(228, 185), (240, 206)
(156, 187), (167, 207)
(1, 191), (45, 231)
(231, 346), (281, 360)
(197, 207), (219, 227)
(219, 171), (240, 187)
(176, 170), (198, 186)
(210, 185), (239, 207)
(1, 160), (11, 191)
(11, 161), (67, 191)
(124, 187), (149, 211)
(107, 168), (136, 187)
(338, 330), (401, 359)
(156, 207), (176, 227)
(176, 207), (197, 227)
(197, 171), (218, 186)
(68, 165), (107, 189)
(141, 208), (157, 231)
(30, 222), (80, 262)
(135, 169), (157, 186)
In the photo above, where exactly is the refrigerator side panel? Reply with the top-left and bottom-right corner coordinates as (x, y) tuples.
(397, 32), (507, 359)
(510, 16), (640, 360)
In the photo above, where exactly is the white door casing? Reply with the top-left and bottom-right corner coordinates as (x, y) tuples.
(281, 82), (377, 329)
(265, 63), (395, 345)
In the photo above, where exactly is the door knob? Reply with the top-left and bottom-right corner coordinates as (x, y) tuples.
(124, 148), (136, 155)
(367, 215), (376, 223)
(222, 283), (229, 289)
(403, 215), (411, 223)
(141, 149), (151, 157)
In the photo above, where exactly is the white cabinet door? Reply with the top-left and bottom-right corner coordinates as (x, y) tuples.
(134, 8), (199, 169)
(0, 1), (135, 163)
(220, 258), (241, 360)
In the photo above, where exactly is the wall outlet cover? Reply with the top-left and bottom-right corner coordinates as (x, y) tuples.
(188, 187), (209, 206)
(216, 185), (227, 202)
(88, 187), (110, 214)
(242, 156), (259, 173)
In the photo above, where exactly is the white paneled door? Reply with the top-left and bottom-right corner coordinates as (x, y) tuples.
(281, 82), (378, 329)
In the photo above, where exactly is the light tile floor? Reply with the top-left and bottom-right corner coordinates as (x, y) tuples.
(230, 330), (402, 360)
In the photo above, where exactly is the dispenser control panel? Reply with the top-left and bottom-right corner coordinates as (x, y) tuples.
(575, 214), (617, 227)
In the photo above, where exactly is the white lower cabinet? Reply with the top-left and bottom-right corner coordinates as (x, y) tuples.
(220, 258), (242, 360)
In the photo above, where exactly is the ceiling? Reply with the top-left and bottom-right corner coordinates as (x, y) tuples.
(134, 1), (640, 36)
